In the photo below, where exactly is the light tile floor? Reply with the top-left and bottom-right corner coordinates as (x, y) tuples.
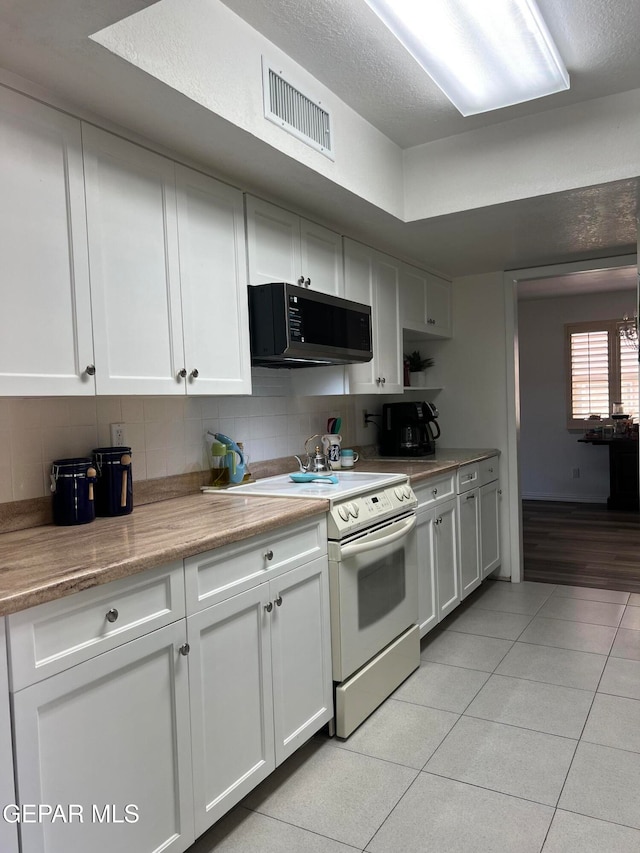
(190, 579), (640, 852)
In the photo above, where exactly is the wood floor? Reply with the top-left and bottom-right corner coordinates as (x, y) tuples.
(522, 500), (640, 592)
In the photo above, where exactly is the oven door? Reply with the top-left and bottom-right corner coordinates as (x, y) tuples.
(330, 512), (418, 682)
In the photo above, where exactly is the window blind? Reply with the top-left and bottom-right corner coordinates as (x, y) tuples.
(570, 329), (610, 419)
(619, 339), (639, 420)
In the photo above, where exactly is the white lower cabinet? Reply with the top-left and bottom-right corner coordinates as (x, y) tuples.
(0, 622), (18, 853)
(433, 498), (460, 620)
(188, 556), (332, 837)
(458, 488), (481, 599)
(12, 620), (195, 853)
(414, 484), (460, 635)
(480, 479), (502, 578)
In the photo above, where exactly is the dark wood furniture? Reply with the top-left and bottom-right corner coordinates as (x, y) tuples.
(578, 437), (639, 511)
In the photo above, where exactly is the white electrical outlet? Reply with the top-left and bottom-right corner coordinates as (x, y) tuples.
(110, 423), (126, 446)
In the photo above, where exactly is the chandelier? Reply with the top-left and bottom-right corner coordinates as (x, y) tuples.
(620, 313), (638, 350)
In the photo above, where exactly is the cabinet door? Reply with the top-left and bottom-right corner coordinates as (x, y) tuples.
(415, 510), (438, 638)
(176, 166), (251, 395)
(83, 124), (185, 394)
(425, 274), (452, 338)
(245, 196), (301, 286)
(374, 250), (403, 393)
(458, 489), (481, 599)
(434, 498), (460, 620)
(0, 623), (18, 853)
(188, 584), (275, 837)
(480, 480), (501, 577)
(0, 88), (95, 395)
(344, 239), (379, 393)
(13, 621), (194, 853)
(269, 558), (333, 765)
(400, 263), (428, 332)
(299, 218), (344, 296)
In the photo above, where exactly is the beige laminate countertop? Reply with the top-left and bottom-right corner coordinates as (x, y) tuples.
(0, 447), (499, 617)
(0, 493), (328, 616)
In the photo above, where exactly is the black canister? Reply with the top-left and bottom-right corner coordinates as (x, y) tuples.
(50, 458), (96, 526)
(92, 447), (133, 516)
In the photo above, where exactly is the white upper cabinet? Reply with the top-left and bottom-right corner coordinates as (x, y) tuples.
(83, 124), (185, 395)
(175, 165), (251, 395)
(401, 262), (452, 338)
(343, 238), (403, 394)
(83, 127), (251, 395)
(0, 88), (95, 395)
(246, 196), (344, 296)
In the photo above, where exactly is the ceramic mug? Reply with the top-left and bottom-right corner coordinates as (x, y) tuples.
(340, 449), (359, 468)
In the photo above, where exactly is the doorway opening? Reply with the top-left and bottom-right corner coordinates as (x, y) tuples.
(505, 255), (640, 591)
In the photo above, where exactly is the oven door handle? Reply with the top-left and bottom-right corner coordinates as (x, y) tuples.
(339, 514), (416, 559)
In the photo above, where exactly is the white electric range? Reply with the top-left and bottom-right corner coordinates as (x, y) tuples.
(225, 470), (421, 737)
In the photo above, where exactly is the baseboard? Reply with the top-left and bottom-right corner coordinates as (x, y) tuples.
(522, 492), (608, 504)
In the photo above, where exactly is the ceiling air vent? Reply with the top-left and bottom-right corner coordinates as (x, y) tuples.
(262, 59), (333, 160)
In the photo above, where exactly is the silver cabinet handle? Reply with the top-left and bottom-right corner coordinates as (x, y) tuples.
(381, 377), (386, 385)
(275, 595), (283, 607)
(177, 368), (187, 380)
(466, 493), (476, 501)
(190, 368), (199, 379)
(179, 643), (190, 656)
(434, 517), (442, 525)
(106, 608), (119, 623)
(297, 276), (305, 286)
(264, 549), (274, 561)
(498, 489), (503, 495)
(304, 277), (311, 287)
(265, 601), (273, 613)
(432, 488), (438, 496)
(85, 364), (96, 376)
(488, 467), (494, 473)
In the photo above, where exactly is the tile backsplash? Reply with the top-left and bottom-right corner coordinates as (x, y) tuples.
(0, 394), (375, 504)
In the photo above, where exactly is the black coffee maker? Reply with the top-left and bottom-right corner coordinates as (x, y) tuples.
(379, 401), (441, 457)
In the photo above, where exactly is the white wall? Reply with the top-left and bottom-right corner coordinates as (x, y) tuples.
(403, 88), (640, 219)
(518, 290), (636, 502)
(417, 272), (512, 578)
(92, 0), (404, 219)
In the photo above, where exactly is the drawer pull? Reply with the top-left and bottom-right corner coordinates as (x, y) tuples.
(488, 467), (494, 473)
(498, 489), (503, 495)
(275, 595), (283, 607)
(105, 608), (119, 623)
(466, 494), (476, 501)
(265, 602), (273, 613)
(432, 488), (438, 496)
(85, 364), (96, 376)
(179, 643), (190, 656)
(264, 549), (274, 561)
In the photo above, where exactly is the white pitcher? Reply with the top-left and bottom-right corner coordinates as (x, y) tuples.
(322, 434), (343, 470)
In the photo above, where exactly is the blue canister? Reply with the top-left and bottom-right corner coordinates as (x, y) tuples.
(92, 447), (133, 516)
(50, 458), (97, 526)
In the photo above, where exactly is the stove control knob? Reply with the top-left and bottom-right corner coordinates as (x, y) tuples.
(394, 487), (404, 500)
(348, 501), (359, 517)
(403, 485), (412, 498)
(338, 506), (349, 521)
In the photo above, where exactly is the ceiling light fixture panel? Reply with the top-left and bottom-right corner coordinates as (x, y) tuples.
(364, 0), (569, 115)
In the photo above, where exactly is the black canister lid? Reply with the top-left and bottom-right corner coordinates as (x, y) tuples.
(51, 457), (94, 478)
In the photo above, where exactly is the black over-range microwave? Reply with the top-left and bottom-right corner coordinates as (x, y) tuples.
(248, 282), (373, 368)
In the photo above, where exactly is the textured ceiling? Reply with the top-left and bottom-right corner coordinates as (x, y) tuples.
(0, 0), (637, 277)
(220, 0), (640, 148)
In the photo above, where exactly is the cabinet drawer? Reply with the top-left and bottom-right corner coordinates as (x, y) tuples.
(479, 456), (499, 486)
(457, 463), (480, 494)
(185, 516), (327, 614)
(413, 474), (456, 510)
(7, 561), (185, 691)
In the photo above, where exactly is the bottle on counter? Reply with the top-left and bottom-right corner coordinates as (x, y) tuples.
(237, 442), (252, 483)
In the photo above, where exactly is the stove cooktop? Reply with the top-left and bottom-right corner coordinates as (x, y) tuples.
(221, 470), (406, 503)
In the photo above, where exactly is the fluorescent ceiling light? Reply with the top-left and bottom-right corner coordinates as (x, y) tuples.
(364, 0), (569, 115)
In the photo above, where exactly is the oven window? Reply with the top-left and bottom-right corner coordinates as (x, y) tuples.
(357, 548), (406, 630)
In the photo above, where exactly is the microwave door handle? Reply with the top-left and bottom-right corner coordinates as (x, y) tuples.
(339, 515), (416, 559)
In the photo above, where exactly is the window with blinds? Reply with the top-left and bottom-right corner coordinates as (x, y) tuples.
(566, 320), (639, 427)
